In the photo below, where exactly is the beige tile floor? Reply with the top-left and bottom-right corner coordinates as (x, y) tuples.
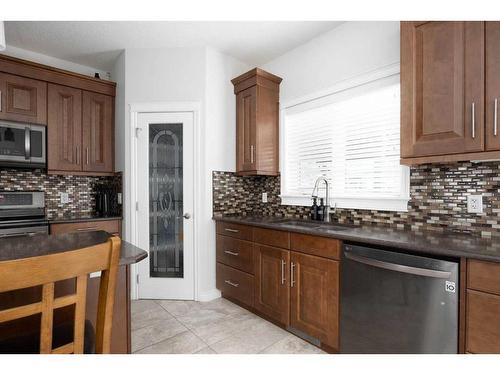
(131, 297), (325, 354)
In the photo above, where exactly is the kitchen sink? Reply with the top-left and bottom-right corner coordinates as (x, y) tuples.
(271, 218), (351, 231)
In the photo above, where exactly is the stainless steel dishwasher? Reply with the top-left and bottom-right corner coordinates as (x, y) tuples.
(340, 244), (459, 353)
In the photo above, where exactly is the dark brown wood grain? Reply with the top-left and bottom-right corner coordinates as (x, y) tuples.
(467, 259), (500, 296)
(290, 251), (339, 350)
(47, 83), (82, 172)
(82, 91), (114, 173)
(486, 22), (500, 151)
(466, 289), (500, 353)
(50, 220), (121, 237)
(216, 235), (254, 274)
(253, 227), (290, 249)
(0, 54), (116, 96)
(232, 68), (281, 176)
(253, 245), (290, 325)
(401, 21), (485, 159)
(216, 221), (253, 241)
(216, 263), (254, 307)
(0, 72), (47, 124)
(290, 232), (341, 260)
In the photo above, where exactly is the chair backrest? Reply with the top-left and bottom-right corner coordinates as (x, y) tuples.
(0, 236), (121, 354)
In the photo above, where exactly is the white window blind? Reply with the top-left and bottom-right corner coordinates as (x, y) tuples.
(282, 71), (409, 212)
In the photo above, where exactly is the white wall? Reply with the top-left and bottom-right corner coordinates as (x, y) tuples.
(262, 21), (400, 104)
(4, 45), (108, 78)
(200, 47), (249, 301)
(115, 46), (248, 301)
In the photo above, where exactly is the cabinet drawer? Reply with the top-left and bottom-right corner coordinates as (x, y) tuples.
(216, 263), (254, 307)
(466, 290), (500, 353)
(290, 233), (341, 260)
(50, 220), (121, 236)
(253, 227), (290, 249)
(216, 235), (254, 274)
(467, 259), (500, 295)
(216, 221), (253, 241)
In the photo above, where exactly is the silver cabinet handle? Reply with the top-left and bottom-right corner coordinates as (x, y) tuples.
(86, 147), (89, 164)
(281, 259), (286, 285)
(224, 228), (239, 233)
(76, 227), (98, 231)
(250, 145), (254, 163)
(471, 102), (476, 139)
(224, 280), (239, 288)
(494, 98), (498, 136)
(76, 146), (80, 165)
(25, 127), (31, 160)
(290, 261), (295, 287)
(0, 90), (2, 111)
(224, 250), (239, 256)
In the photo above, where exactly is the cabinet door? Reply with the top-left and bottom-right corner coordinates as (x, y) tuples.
(401, 21), (484, 158)
(47, 84), (82, 172)
(0, 72), (47, 124)
(254, 245), (289, 325)
(236, 86), (257, 173)
(290, 251), (339, 349)
(486, 22), (500, 151)
(82, 91), (113, 173)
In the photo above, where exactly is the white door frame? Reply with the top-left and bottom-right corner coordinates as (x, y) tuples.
(128, 102), (202, 301)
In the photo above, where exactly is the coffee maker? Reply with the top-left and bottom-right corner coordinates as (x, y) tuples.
(94, 183), (119, 217)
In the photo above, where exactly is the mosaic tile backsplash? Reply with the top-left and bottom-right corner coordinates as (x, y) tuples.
(213, 161), (500, 237)
(0, 168), (122, 220)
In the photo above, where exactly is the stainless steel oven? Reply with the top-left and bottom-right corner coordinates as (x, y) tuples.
(0, 120), (46, 168)
(0, 191), (48, 238)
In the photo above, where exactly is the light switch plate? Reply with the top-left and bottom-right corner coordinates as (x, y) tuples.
(60, 192), (70, 204)
(262, 192), (268, 203)
(467, 195), (483, 213)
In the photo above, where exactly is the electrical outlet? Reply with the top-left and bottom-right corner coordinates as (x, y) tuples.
(117, 192), (122, 205)
(60, 192), (70, 204)
(467, 195), (483, 213)
(262, 192), (268, 203)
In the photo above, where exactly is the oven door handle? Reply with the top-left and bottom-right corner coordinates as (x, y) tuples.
(25, 126), (31, 160)
(0, 231), (40, 238)
(344, 251), (452, 279)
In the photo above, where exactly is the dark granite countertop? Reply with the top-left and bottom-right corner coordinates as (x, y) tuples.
(48, 215), (123, 224)
(0, 230), (147, 266)
(214, 216), (500, 263)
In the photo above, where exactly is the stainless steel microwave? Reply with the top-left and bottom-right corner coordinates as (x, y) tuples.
(0, 120), (46, 168)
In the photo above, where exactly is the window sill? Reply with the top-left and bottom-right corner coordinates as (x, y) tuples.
(280, 195), (409, 213)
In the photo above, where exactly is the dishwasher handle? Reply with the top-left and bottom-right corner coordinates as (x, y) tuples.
(344, 251), (452, 279)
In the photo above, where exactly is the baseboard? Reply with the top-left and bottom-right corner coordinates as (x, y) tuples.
(197, 288), (222, 302)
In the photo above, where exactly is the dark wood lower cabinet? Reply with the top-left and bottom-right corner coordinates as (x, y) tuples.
(253, 245), (289, 325)
(290, 251), (339, 350)
(216, 263), (254, 308)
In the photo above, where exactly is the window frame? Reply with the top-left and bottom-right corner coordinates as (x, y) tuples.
(279, 63), (410, 212)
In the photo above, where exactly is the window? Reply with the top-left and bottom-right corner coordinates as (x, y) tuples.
(281, 68), (409, 212)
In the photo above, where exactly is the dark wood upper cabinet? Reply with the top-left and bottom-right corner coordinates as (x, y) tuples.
(82, 91), (114, 173)
(254, 244), (290, 326)
(0, 72), (47, 124)
(232, 68), (282, 176)
(486, 22), (500, 151)
(401, 21), (484, 160)
(290, 251), (339, 350)
(47, 83), (82, 172)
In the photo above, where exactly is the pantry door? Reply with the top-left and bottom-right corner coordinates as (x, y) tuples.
(136, 112), (194, 300)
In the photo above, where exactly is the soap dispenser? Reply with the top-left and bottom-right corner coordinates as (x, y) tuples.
(310, 197), (318, 220)
(317, 198), (325, 221)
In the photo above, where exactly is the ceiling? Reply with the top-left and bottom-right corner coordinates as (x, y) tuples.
(4, 21), (342, 71)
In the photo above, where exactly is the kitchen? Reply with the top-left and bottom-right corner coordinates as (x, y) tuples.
(0, 1), (499, 372)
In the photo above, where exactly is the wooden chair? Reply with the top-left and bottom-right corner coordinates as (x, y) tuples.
(0, 236), (121, 354)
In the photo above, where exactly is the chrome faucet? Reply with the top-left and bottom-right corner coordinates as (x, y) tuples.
(311, 177), (330, 222)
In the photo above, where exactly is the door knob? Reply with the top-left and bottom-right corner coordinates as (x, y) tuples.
(183, 213), (191, 219)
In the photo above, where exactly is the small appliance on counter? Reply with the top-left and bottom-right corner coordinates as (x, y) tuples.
(94, 183), (120, 217)
(0, 191), (48, 238)
(0, 120), (46, 169)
